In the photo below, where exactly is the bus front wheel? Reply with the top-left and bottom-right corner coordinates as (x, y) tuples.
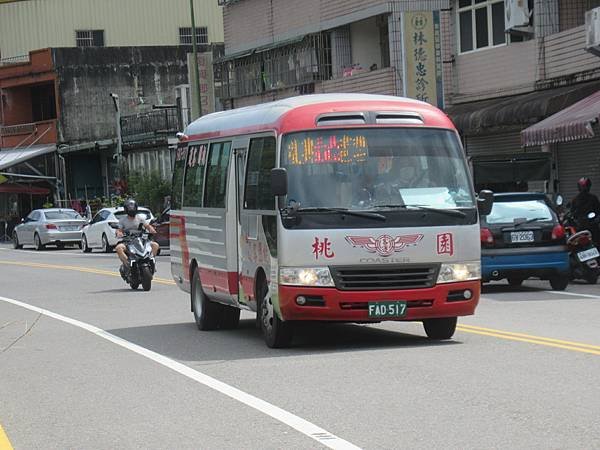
(192, 270), (222, 330)
(423, 317), (457, 340)
(258, 282), (293, 348)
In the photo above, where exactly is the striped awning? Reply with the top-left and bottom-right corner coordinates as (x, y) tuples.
(521, 90), (600, 147)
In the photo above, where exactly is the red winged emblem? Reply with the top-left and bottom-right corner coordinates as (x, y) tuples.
(345, 234), (423, 257)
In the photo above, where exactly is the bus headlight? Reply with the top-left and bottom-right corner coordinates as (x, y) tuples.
(437, 261), (481, 283)
(279, 267), (335, 287)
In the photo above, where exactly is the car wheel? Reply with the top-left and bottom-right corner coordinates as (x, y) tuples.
(508, 277), (524, 287)
(57, 243), (65, 250)
(102, 234), (112, 253)
(12, 232), (22, 249)
(258, 280), (293, 348)
(34, 233), (45, 251)
(191, 269), (222, 330)
(423, 317), (457, 340)
(221, 305), (241, 329)
(549, 275), (569, 291)
(81, 235), (92, 253)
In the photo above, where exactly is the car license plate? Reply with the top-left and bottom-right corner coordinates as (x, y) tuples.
(368, 301), (407, 318)
(510, 231), (534, 243)
(60, 226), (78, 231)
(577, 247), (600, 262)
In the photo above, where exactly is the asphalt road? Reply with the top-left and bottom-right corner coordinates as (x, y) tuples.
(1, 243), (599, 449)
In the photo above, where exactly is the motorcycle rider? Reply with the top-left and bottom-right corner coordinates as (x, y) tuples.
(570, 177), (600, 244)
(115, 198), (159, 270)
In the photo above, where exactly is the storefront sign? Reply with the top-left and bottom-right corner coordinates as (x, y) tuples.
(402, 11), (444, 109)
(188, 52), (215, 119)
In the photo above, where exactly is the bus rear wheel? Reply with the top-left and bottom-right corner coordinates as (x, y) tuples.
(258, 282), (293, 348)
(192, 270), (222, 330)
(423, 317), (457, 340)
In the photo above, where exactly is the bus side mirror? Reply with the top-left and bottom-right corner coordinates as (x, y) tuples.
(477, 190), (494, 216)
(271, 168), (288, 197)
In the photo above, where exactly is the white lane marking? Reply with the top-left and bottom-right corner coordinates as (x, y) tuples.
(0, 295), (361, 450)
(542, 290), (600, 300)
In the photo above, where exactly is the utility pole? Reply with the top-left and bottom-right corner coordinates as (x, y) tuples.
(190, 0), (203, 118)
(109, 93), (123, 178)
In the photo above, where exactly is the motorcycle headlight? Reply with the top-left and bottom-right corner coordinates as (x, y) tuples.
(437, 261), (481, 284)
(279, 267), (334, 287)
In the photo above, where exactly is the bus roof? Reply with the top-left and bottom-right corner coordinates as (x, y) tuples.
(183, 94), (455, 141)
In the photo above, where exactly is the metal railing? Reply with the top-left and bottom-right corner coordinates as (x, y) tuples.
(0, 54), (30, 67)
(0, 123), (37, 137)
(120, 107), (181, 142)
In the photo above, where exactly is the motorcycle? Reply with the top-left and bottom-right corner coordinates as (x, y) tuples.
(111, 223), (156, 291)
(561, 209), (600, 284)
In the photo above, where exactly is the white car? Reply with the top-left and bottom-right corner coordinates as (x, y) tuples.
(81, 207), (154, 253)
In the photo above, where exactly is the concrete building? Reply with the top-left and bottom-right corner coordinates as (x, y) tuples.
(445, 0), (600, 200)
(0, 0), (224, 233)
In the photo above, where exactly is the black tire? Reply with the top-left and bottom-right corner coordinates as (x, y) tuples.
(221, 305), (241, 329)
(34, 233), (45, 251)
(12, 232), (22, 249)
(191, 270), (222, 330)
(141, 265), (153, 291)
(81, 235), (92, 253)
(258, 281), (293, 348)
(549, 275), (569, 291)
(101, 234), (112, 253)
(507, 277), (524, 287)
(57, 243), (65, 250)
(423, 317), (457, 340)
(130, 281), (140, 290)
(585, 272), (599, 285)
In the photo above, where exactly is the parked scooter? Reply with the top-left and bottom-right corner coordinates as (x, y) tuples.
(111, 223), (156, 291)
(561, 208), (600, 284)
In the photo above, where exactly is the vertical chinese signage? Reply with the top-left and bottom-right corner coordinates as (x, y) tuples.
(188, 51), (215, 119)
(401, 11), (444, 109)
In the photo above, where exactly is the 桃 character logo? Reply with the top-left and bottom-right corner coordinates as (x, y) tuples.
(345, 234), (424, 257)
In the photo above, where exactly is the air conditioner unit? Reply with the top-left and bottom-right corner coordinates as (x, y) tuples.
(585, 7), (600, 56)
(505, 0), (532, 32)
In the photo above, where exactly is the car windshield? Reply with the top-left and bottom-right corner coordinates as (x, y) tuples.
(114, 210), (152, 220)
(486, 199), (554, 224)
(281, 128), (475, 210)
(44, 210), (82, 220)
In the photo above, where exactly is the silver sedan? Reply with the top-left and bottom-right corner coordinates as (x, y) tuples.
(12, 208), (88, 250)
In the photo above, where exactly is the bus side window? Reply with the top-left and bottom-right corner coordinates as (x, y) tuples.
(171, 146), (188, 209)
(244, 137), (276, 210)
(204, 141), (232, 208)
(183, 143), (208, 207)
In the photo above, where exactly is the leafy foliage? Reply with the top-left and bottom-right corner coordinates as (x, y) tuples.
(127, 171), (172, 214)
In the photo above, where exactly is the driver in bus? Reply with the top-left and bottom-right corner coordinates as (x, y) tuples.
(356, 156), (404, 206)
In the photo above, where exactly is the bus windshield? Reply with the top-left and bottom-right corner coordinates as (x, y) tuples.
(281, 128), (475, 211)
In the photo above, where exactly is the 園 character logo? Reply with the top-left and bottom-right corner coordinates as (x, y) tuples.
(312, 237), (335, 260)
(437, 233), (454, 256)
(346, 234), (424, 257)
(412, 13), (428, 30)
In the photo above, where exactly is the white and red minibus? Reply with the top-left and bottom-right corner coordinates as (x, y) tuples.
(170, 94), (491, 347)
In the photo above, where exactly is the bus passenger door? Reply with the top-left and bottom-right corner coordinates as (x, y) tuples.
(233, 142), (249, 307)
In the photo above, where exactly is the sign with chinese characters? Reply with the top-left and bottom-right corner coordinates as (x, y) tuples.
(188, 51), (215, 119)
(346, 234), (423, 257)
(187, 144), (207, 167)
(437, 233), (454, 256)
(312, 237), (335, 260)
(286, 134), (368, 166)
(402, 11), (444, 109)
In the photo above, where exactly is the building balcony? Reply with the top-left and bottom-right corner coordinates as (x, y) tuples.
(320, 67), (396, 96)
(120, 107), (181, 144)
(0, 120), (58, 149)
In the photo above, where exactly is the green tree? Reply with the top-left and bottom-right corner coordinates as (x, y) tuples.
(127, 171), (172, 215)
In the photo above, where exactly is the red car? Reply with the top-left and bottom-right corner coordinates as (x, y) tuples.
(153, 208), (170, 253)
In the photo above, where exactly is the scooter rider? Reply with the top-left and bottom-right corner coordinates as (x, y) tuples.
(115, 198), (159, 270)
(570, 177), (600, 244)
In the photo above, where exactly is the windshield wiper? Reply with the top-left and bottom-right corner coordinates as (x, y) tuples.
(372, 204), (467, 218)
(513, 217), (547, 227)
(296, 207), (386, 221)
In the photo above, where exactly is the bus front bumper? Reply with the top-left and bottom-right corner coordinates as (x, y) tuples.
(278, 281), (479, 322)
